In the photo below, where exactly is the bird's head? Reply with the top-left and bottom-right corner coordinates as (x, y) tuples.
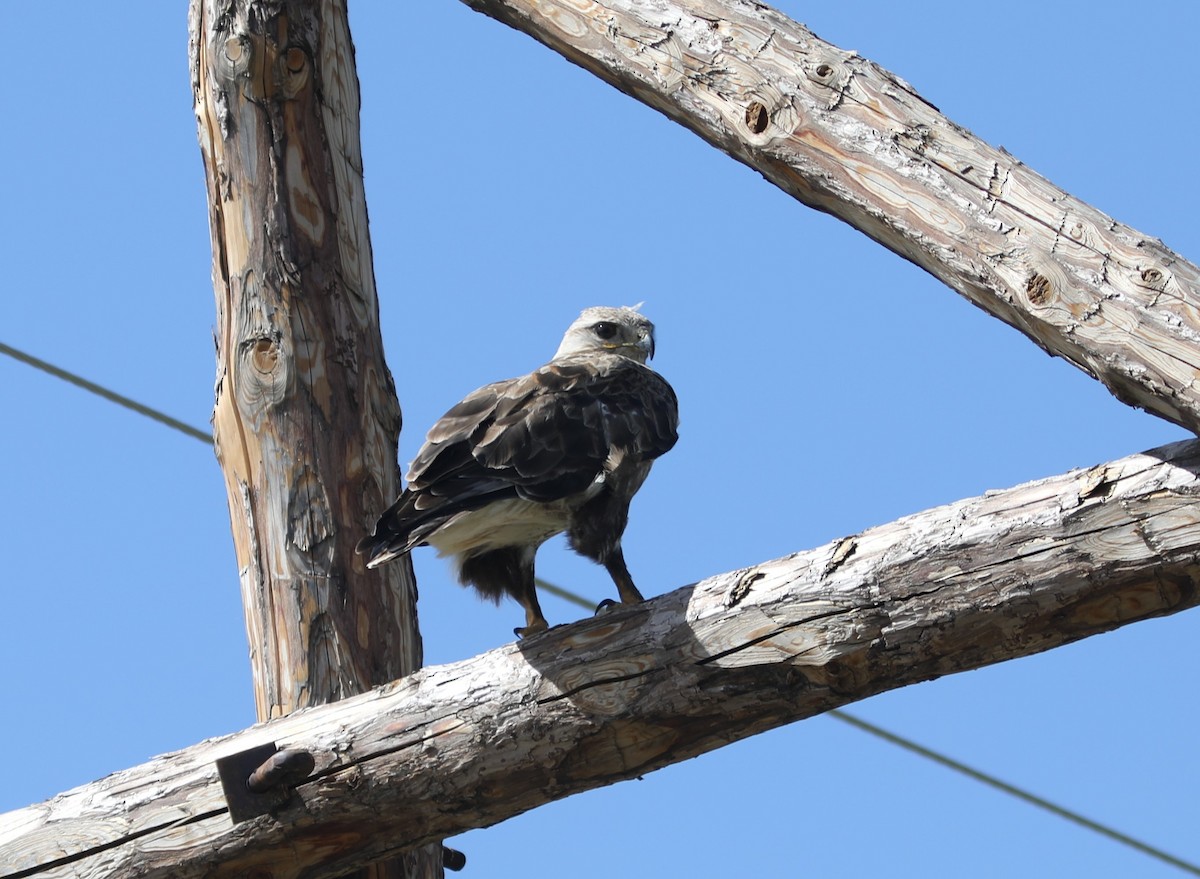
(553, 305), (657, 364)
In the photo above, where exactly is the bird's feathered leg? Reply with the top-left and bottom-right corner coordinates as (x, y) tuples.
(513, 580), (549, 638)
(567, 491), (648, 615)
(458, 546), (549, 638)
(601, 545), (645, 608)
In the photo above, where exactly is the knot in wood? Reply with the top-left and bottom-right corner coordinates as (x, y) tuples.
(1140, 266), (1164, 286)
(219, 34), (253, 81)
(803, 55), (849, 109)
(806, 59), (838, 85)
(280, 45), (311, 98)
(285, 46), (307, 75)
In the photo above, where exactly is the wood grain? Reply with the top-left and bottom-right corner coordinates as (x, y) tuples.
(463, 0), (1200, 433)
(188, 1), (438, 876)
(6, 440), (1199, 878)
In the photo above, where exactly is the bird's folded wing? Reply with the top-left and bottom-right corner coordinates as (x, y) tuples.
(409, 354), (678, 505)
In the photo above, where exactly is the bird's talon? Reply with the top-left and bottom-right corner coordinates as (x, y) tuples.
(359, 306), (676, 642)
(514, 620), (550, 639)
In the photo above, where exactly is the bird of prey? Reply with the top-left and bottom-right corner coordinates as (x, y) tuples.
(356, 305), (679, 637)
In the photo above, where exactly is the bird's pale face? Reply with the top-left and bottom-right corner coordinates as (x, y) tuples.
(553, 306), (657, 364)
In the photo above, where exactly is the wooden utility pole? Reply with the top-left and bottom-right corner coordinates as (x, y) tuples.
(189, 1), (440, 876)
(6, 0), (1200, 875)
(463, 0), (1200, 436)
(6, 439), (1200, 877)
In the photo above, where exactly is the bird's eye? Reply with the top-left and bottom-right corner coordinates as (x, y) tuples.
(593, 321), (617, 340)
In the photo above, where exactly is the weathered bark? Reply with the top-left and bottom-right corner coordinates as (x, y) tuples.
(6, 439), (1199, 879)
(188, 1), (439, 876)
(462, 0), (1200, 436)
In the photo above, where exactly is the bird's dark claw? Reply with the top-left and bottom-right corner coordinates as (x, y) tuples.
(514, 619), (550, 639)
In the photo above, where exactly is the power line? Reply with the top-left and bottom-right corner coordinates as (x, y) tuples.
(828, 711), (1200, 876)
(544, 569), (1197, 873)
(5, 338), (1198, 876)
(548, 611), (1193, 871)
(0, 341), (211, 444)
(535, 577), (597, 608)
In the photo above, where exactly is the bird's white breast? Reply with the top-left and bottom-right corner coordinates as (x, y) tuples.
(424, 497), (575, 558)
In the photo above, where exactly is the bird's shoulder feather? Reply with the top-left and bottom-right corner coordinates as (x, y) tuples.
(409, 353), (677, 501)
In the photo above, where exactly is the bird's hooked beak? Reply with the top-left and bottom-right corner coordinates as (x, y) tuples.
(603, 330), (654, 360)
(640, 330), (656, 360)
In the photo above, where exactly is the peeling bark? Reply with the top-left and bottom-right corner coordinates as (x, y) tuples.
(462, 0), (1200, 434)
(188, 1), (439, 876)
(10, 1), (1200, 876)
(6, 440), (1200, 878)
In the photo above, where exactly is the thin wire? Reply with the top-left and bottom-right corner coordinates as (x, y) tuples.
(0, 341), (211, 444)
(6, 339), (1199, 876)
(539, 608), (1198, 872)
(535, 577), (593, 608)
(828, 711), (1200, 876)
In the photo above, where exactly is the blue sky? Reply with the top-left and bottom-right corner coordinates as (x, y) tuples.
(2, 2), (1198, 876)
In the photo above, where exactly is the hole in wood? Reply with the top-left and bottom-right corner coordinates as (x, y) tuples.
(1025, 272), (1053, 306)
(253, 338), (279, 373)
(745, 101), (769, 134)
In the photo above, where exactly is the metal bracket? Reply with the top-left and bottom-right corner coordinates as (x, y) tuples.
(216, 742), (314, 823)
(443, 846), (468, 872)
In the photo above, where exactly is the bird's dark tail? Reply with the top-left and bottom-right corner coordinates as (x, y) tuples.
(355, 533), (409, 568)
(357, 483), (522, 568)
(355, 489), (429, 567)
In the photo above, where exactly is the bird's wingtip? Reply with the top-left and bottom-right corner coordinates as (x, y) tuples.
(358, 537), (409, 569)
(356, 532), (388, 566)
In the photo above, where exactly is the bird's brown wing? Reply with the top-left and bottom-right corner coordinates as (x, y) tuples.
(357, 353), (678, 563)
(466, 354), (678, 500)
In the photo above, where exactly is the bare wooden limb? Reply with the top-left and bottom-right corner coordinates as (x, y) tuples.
(461, 0), (1200, 435)
(6, 440), (1199, 879)
(188, 1), (438, 875)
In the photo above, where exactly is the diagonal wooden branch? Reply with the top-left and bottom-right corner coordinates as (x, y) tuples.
(461, 0), (1200, 435)
(5, 439), (1200, 879)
